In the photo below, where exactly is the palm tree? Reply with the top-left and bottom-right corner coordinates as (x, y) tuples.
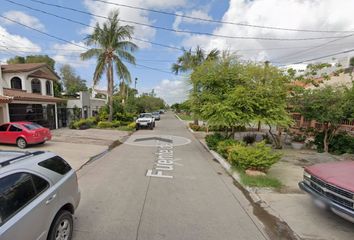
(81, 10), (137, 121)
(172, 46), (219, 124)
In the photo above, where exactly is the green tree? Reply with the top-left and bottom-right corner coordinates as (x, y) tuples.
(60, 64), (88, 95)
(294, 86), (345, 152)
(191, 58), (291, 147)
(172, 46), (220, 124)
(6, 56), (25, 64)
(81, 10), (138, 121)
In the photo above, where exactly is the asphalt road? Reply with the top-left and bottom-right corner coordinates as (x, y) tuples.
(73, 112), (269, 240)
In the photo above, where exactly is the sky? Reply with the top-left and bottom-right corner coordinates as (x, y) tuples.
(1, 0), (354, 104)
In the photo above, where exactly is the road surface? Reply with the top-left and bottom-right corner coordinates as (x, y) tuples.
(73, 112), (270, 240)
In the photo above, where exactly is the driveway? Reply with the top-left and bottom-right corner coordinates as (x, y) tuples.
(0, 128), (131, 170)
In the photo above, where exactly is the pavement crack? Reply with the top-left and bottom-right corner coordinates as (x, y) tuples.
(135, 169), (153, 240)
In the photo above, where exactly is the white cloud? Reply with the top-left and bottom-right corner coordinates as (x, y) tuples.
(51, 41), (94, 68)
(2, 11), (45, 31)
(154, 79), (190, 104)
(173, 9), (213, 30)
(180, 0), (354, 65)
(82, 0), (186, 49)
(0, 25), (41, 57)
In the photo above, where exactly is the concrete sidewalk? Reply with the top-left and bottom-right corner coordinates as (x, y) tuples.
(0, 128), (131, 170)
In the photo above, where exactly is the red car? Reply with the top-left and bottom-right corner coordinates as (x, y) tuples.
(0, 122), (52, 149)
(299, 161), (354, 222)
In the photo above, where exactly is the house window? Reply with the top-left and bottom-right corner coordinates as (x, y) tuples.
(31, 79), (41, 94)
(10, 77), (22, 89)
(46, 81), (51, 95)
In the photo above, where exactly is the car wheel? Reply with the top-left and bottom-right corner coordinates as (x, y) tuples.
(136, 125), (139, 130)
(48, 210), (73, 240)
(16, 138), (27, 149)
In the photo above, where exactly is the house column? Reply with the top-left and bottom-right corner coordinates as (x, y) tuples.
(54, 103), (58, 129)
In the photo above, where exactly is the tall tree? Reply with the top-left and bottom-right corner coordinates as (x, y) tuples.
(60, 64), (88, 95)
(81, 10), (137, 121)
(294, 86), (345, 152)
(172, 46), (219, 124)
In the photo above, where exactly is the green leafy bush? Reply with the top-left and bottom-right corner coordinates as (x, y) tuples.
(228, 141), (281, 172)
(115, 112), (135, 122)
(71, 118), (96, 130)
(205, 133), (226, 150)
(112, 120), (121, 128)
(128, 122), (136, 129)
(216, 139), (240, 159)
(97, 121), (114, 129)
(315, 132), (354, 154)
(243, 134), (256, 145)
(189, 123), (207, 132)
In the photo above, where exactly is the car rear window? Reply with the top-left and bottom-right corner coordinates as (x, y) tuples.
(38, 156), (72, 175)
(23, 123), (43, 130)
(0, 173), (49, 226)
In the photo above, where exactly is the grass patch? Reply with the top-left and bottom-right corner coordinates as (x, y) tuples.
(176, 113), (194, 121)
(116, 126), (134, 131)
(232, 167), (282, 189)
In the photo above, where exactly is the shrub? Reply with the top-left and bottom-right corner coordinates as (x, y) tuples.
(243, 134), (256, 145)
(97, 121), (114, 129)
(205, 133), (226, 150)
(292, 134), (306, 143)
(189, 123), (207, 132)
(228, 141), (281, 172)
(71, 118), (96, 130)
(128, 122), (136, 129)
(112, 120), (121, 128)
(216, 139), (240, 159)
(115, 112), (135, 122)
(262, 134), (272, 144)
(315, 132), (354, 154)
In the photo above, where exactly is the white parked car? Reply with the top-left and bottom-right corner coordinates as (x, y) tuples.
(136, 113), (155, 130)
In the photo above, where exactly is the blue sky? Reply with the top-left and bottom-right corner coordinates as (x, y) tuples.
(1, 0), (354, 104)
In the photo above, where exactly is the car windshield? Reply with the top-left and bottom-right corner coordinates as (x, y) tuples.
(23, 123), (43, 130)
(152, 112), (159, 115)
(140, 113), (152, 118)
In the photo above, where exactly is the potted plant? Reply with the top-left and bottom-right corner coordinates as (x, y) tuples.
(291, 134), (306, 150)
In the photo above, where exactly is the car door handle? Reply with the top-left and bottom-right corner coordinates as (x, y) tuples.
(45, 194), (57, 205)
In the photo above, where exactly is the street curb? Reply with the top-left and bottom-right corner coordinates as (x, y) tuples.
(175, 113), (195, 133)
(198, 139), (241, 183)
(197, 138), (301, 240)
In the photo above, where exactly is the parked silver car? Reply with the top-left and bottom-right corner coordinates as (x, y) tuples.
(0, 150), (80, 240)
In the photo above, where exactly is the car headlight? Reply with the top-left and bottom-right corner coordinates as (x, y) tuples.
(303, 171), (311, 179)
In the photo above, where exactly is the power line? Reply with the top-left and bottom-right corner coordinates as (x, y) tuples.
(272, 33), (354, 64)
(19, 0), (350, 41)
(292, 47), (354, 64)
(91, 0), (354, 34)
(0, 15), (88, 50)
(0, 15), (175, 75)
(6, 0), (184, 52)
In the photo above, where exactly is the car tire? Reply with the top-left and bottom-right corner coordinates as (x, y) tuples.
(16, 138), (27, 149)
(47, 210), (73, 240)
(150, 124), (154, 130)
(136, 125), (139, 130)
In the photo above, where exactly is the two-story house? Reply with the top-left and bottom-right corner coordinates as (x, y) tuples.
(0, 63), (63, 129)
